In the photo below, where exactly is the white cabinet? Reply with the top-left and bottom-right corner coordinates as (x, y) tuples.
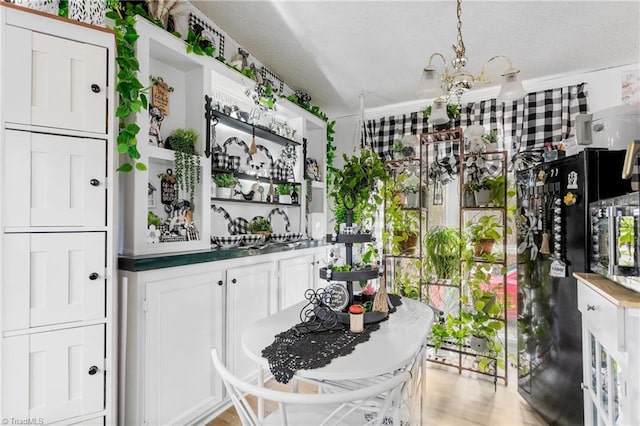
(4, 24), (108, 133)
(3, 130), (107, 229)
(2, 325), (105, 424)
(0, 5), (116, 425)
(2, 232), (106, 330)
(144, 270), (225, 425)
(226, 261), (276, 380)
(279, 253), (316, 310)
(120, 246), (324, 424)
(278, 247), (327, 310)
(576, 274), (640, 426)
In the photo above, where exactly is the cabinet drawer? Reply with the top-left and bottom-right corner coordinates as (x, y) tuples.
(578, 283), (618, 339)
(2, 325), (105, 424)
(4, 25), (107, 133)
(2, 232), (106, 331)
(3, 130), (106, 228)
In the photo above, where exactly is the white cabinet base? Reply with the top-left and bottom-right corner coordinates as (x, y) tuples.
(2, 325), (105, 424)
(576, 274), (640, 426)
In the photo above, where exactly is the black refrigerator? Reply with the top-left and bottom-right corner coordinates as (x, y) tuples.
(516, 149), (631, 426)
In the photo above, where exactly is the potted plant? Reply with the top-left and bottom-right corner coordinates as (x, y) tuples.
(329, 149), (389, 228)
(466, 179), (491, 207)
(358, 281), (376, 304)
(247, 217), (272, 236)
(396, 172), (420, 207)
(424, 226), (461, 283)
(466, 214), (504, 257)
(393, 210), (420, 255)
(481, 129), (499, 151)
(165, 128), (201, 207)
(213, 173), (235, 198)
(392, 139), (415, 159)
(276, 183), (293, 204)
(393, 259), (423, 300)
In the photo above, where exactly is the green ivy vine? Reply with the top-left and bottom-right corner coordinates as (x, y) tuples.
(106, 1), (155, 172)
(185, 28), (215, 57)
(326, 119), (336, 185)
(284, 95), (337, 185)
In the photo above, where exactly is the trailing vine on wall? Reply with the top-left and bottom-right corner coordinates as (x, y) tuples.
(106, 1), (155, 172)
(185, 27), (216, 57)
(285, 95), (337, 185)
(326, 119), (336, 185)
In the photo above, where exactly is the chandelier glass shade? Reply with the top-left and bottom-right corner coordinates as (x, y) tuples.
(417, 0), (526, 104)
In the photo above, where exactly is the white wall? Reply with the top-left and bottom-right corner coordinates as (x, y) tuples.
(332, 63), (640, 156)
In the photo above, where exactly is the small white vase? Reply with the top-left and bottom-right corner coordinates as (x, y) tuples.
(279, 194), (291, 204)
(475, 189), (491, 206)
(405, 192), (419, 208)
(216, 187), (232, 198)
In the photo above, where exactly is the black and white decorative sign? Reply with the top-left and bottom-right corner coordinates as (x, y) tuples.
(160, 169), (176, 205)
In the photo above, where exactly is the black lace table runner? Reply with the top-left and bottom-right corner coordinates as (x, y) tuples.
(262, 295), (402, 384)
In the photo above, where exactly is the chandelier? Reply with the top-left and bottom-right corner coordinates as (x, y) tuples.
(417, 0), (526, 121)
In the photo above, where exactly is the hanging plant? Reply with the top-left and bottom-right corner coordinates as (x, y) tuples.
(326, 120), (336, 186)
(329, 149), (388, 226)
(105, 1), (157, 172)
(165, 128), (201, 207)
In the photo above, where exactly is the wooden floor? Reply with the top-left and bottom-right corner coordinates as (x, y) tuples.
(208, 363), (547, 426)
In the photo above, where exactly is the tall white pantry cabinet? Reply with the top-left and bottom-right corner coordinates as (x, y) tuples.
(0, 4), (117, 426)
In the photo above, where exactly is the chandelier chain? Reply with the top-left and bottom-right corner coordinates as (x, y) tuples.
(453, 0), (466, 59)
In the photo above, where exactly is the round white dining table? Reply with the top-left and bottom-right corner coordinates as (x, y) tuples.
(242, 297), (434, 381)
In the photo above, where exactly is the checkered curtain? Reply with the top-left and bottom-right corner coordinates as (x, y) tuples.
(362, 83), (588, 157)
(506, 83), (588, 152)
(361, 112), (429, 160)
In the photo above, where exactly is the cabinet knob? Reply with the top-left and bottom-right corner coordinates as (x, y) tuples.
(218, 280), (223, 286)
(232, 278), (237, 284)
(91, 84), (101, 93)
(587, 304), (596, 311)
(88, 366), (99, 375)
(89, 272), (99, 280)
(90, 179), (100, 187)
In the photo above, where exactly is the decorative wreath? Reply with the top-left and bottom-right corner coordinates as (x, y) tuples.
(281, 144), (297, 167)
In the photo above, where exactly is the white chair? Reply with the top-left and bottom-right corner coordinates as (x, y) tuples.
(210, 348), (410, 426)
(312, 340), (428, 424)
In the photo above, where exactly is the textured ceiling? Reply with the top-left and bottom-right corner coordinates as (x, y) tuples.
(192, 1), (640, 118)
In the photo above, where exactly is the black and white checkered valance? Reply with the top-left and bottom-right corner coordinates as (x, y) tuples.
(506, 83), (587, 151)
(362, 83), (588, 159)
(362, 111), (430, 160)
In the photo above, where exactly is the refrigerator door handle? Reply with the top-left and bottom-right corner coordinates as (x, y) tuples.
(607, 206), (617, 274)
(622, 140), (640, 179)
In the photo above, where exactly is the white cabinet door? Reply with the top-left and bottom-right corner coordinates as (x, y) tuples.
(4, 26), (107, 133)
(1, 325), (105, 424)
(279, 254), (315, 310)
(226, 262), (275, 380)
(313, 249), (327, 290)
(3, 130), (106, 228)
(145, 270), (225, 425)
(2, 232), (105, 331)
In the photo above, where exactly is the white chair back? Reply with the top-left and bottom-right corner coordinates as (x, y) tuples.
(210, 348), (410, 426)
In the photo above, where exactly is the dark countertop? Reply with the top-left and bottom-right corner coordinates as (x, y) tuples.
(118, 239), (327, 272)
